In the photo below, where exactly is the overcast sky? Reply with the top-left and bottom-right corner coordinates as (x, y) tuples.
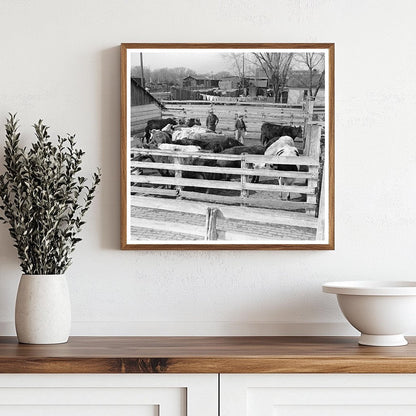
(130, 50), (325, 75)
(131, 51), (233, 73)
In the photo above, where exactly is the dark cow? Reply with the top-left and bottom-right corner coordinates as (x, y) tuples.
(203, 137), (243, 153)
(260, 122), (302, 147)
(172, 138), (207, 148)
(177, 117), (201, 127)
(217, 145), (265, 169)
(134, 130), (173, 177)
(185, 118), (201, 127)
(217, 145), (265, 182)
(173, 137), (243, 153)
(144, 118), (177, 140)
(184, 158), (219, 185)
(180, 143), (254, 190)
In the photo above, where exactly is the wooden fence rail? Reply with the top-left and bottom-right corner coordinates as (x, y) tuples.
(162, 100), (324, 110)
(130, 195), (318, 241)
(131, 173), (316, 194)
(160, 101), (324, 139)
(130, 147), (319, 214)
(131, 195), (318, 228)
(130, 186), (317, 212)
(164, 104), (307, 114)
(131, 161), (317, 179)
(163, 105), (306, 123)
(130, 148), (319, 166)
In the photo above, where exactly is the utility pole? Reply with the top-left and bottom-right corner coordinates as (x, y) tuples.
(242, 53), (245, 96)
(140, 52), (145, 88)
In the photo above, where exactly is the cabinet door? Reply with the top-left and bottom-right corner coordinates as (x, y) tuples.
(221, 374), (416, 416)
(0, 374), (217, 416)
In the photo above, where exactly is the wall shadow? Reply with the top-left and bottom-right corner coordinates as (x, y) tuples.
(99, 46), (121, 250)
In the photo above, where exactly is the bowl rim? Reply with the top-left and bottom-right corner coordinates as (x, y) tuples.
(322, 281), (416, 296)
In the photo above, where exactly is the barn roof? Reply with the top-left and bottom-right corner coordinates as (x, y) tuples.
(131, 78), (165, 108)
(131, 76), (143, 85)
(183, 75), (220, 81)
(220, 75), (240, 80)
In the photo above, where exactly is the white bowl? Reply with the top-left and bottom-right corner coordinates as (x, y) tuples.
(323, 281), (416, 346)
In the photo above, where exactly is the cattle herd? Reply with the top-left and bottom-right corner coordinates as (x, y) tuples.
(133, 117), (304, 200)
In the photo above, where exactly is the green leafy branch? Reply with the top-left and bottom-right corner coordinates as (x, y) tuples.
(0, 114), (101, 274)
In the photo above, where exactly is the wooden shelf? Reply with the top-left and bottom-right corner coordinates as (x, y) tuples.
(0, 336), (416, 373)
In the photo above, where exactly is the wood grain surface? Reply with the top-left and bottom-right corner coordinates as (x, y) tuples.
(0, 336), (415, 374)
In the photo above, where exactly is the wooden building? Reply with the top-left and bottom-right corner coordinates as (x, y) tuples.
(131, 78), (164, 135)
(285, 71), (325, 105)
(247, 77), (269, 96)
(182, 76), (219, 90)
(218, 76), (240, 90)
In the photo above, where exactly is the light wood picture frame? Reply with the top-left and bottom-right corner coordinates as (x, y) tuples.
(121, 43), (334, 250)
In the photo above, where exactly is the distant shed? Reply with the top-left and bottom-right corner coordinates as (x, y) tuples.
(131, 78), (164, 135)
(285, 71), (325, 105)
(182, 76), (220, 90)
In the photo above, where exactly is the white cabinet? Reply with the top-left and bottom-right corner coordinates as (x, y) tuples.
(0, 374), (218, 416)
(4, 373), (416, 415)
(220, 374), (416, 416)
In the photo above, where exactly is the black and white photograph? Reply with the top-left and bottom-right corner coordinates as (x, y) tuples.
(121, 44), (334, 249)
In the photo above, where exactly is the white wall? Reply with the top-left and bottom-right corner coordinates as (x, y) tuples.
(0, 0), (415, 336)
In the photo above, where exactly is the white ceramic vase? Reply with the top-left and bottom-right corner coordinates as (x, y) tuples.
(15, 274), (71, 344)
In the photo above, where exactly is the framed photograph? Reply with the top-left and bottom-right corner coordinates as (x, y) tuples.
(121, 43), (334, 250)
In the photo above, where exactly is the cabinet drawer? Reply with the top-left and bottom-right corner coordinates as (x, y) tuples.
(0, 374), (217, 416)
(221, 374), (416, 416)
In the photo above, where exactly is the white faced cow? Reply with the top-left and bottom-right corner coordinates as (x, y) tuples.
(158, 143), (201, 153)
(161, 123), (174, 134)
(259, 136), (300, 200)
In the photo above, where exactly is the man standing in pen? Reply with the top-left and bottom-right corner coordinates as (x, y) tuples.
(235, 113), (246, 144)
(206, 108), (219, 132)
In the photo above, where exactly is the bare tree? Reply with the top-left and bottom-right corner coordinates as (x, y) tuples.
(223, 53), (253, 92)
(230, 53), (244, 78)
(251, 52), (294, 102)
(131, 66), (197, 86)
(292, 52), (325, 99)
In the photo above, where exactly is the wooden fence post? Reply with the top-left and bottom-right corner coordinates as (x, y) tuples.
(306, 124), (321, 215)
(240, 154), (248, 205)
(303, 96), (315, 140)
(316, 176), (326, 240)
(205, 207), (219, 240)
(174, 156), (183, 199)
(305, 96), (315, 121)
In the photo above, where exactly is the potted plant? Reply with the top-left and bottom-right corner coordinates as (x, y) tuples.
(0, 114), (101, 344)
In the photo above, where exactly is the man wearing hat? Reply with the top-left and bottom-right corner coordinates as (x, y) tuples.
(206, 108), (219, 132)
(235, 113), (247, 144)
